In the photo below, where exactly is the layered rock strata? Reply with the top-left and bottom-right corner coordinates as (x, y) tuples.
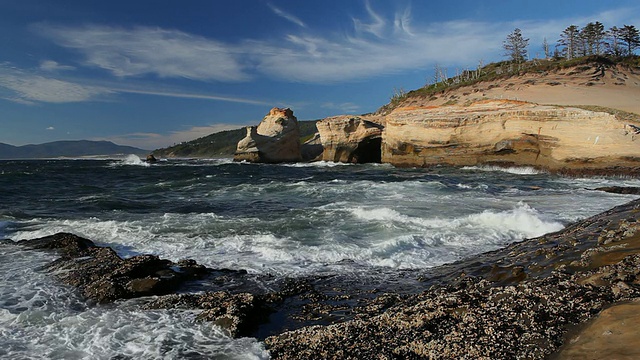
(234, 107), (302, 163)
(315, 116), (384, 163)
(381, 100), (640, 172)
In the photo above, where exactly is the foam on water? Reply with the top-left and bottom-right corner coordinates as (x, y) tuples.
(0, 243), (268, 360)
(9, 200), (564, 276)
(284, 161), (354, 168)
(462, 165), (544, 175)
(110, 154), (150, 167)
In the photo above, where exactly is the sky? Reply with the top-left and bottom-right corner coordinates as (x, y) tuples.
(0, 0), (639, 150)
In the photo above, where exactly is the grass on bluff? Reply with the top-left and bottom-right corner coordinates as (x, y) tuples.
(379, 55), (640, 114)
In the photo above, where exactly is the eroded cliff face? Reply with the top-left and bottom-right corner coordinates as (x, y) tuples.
(380, 100), (640, 173)
(234, 107), (302, 163)
(315, 116), (384, 163)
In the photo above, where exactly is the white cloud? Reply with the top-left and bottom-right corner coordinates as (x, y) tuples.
(111, 87), (270, 106)
(322, 102), (360, 114)
(353, 0), (387, 38)
(267, 3), (307, 28)
(0, 64), (112, 104)
(97, 123), (247, 150)
(0, 63), (270, 106)
(46, 126), (55, 130)
(32, 4), (640, 85)
(35, 24), (249, 82)
(39, 60), (75, 72)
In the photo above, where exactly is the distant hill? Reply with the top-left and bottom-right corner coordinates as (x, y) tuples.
(153, 120), (319, 158)
(0, 140), (148, 159)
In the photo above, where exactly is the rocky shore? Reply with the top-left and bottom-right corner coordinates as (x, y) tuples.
(6, 189), (640, 358)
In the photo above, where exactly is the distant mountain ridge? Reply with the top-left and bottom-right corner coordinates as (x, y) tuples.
(0, 140), (148, 159)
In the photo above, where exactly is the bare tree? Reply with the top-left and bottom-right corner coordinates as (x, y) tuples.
(503, 28), (529, 63)
(542, 37), (550, 59)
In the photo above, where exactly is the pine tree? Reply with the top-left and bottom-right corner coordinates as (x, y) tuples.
(503, 28), (529, 63)
(606, 26), (625, 57)
(620, 24), (640, 56)
(559, 25), (580, 59)
(581, 21), (605, 55)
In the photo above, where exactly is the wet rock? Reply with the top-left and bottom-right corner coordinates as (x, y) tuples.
(593, 186), (640, 195)
(144, 291), (271, 337)
(18, 232), (210, 304)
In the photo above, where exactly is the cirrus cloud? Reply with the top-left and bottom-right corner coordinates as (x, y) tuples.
(34, 24), (250, 82)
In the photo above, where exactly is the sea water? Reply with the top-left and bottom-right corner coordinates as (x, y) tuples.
(1, 157), (639, 358)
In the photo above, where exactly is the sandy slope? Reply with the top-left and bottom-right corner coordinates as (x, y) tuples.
(399, 62), (640, 115)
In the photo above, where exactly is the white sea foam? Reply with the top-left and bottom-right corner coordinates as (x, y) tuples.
(110, 154), (150, 167)
(462, 165), (544, 175)
(8, 200), (564, 276)
(0, 244), (268, 360)
(284, 161), (354, 168)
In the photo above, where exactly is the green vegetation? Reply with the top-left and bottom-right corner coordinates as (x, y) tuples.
(152, 120), (319, 158)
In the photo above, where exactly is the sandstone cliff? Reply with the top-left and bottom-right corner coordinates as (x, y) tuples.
(382, 100), (640, 172)
(315, 116), (384, 163)
(312, 59), (640, 173)
(234, 107), (302, 163)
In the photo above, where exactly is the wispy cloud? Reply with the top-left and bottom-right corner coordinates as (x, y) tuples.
(39, 60), (76, 72)
(353, 0), (387, 38)
(267, 3), (307, 28)
(0, 63), (270, 106)
(0, 64), (112, 104)
(46, 126), (55, 130)
(34, 24), (249, 82)
(111, 87), (270, 106)
(322, 102), (360, 114)
(32, 4), (639, 85)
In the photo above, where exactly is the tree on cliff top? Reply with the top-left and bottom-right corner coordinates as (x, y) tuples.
(503, 28), (529, 63)
(620, 25), (640, 55)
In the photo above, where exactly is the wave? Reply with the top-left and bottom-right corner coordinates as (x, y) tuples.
(283, 161), (355, 168)
(0, 245), (268, 359)
(462, 165), (544, 175)
(109, 154), (150, 167)
(6, 200), (564, 277)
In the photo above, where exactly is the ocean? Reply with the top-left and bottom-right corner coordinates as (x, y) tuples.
(1, 155), (639, 359)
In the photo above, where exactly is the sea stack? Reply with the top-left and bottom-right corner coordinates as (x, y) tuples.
(234, 107), (302, 163)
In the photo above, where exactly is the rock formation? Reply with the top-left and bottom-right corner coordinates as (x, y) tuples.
(234, 107), (302, 163)
(315, 116), (384, 163)
(377, 100), (640, 173)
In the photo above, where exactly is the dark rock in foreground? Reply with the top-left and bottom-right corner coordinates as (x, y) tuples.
(18, 232), (210, 303)
(144, 292), (271, 338)
(12, 197), (640, 359)
(265, 198), (640, 359)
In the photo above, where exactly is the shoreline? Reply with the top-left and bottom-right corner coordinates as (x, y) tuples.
(6, 190), (640, 358)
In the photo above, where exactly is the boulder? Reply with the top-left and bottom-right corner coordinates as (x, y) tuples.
(315, 116), (384, 163)
(18, 232), (209, 303)
(234, 107), (302, 163)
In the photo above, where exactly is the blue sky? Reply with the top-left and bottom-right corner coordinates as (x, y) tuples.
(1, 0), (639, 150)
